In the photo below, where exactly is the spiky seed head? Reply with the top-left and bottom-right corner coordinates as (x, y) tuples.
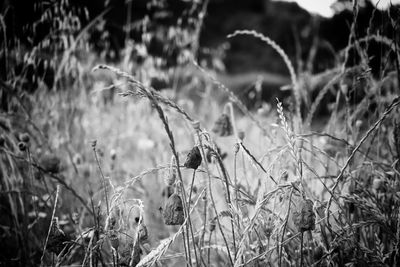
(291, 198), (315, 232)
(18, 141), (27, 151)
(39, 153), (61, 173)
(212, 113), (233, 137)
(162, 193), (184, 225)
(19, 132), (30, 143)
(184, 146), (202, 169)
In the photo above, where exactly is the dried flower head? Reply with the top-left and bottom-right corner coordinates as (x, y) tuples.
(212, 113), (233, 137)
(47, 217), (70, 255)
(184, 146), (202, 170)
(291, 198), (315, 232)
(39, 153), (61, 173)
(19, 132), (30, 143)
(18, 141), (27, 151)
(162, 193), (184, 225)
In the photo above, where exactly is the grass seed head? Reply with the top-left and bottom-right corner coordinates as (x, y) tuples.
(184, 146), (202, 169)
(212, 113), (233, 137)
(162, 193), (184, 225)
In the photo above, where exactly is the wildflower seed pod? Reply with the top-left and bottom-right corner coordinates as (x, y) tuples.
(47, 217), (70, 255)
(109, 232), (119, 250)
(184, 146), (202, 170)
(212, 113), (233, 137)
(162, 193), (184, 225)
(39, 153), (61, 173)
(18, 141), (27, 151)
(291, 198), (315, 232)
(19, 132), (30, 143)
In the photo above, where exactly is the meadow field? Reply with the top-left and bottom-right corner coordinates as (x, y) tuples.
(1, 0), (400, 266)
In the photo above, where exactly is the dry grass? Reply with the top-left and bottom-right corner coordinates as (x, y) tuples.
(1, 1), (400, 266)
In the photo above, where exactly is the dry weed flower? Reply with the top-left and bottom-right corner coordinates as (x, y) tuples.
(39, 153), (61, 173)
(212, 113), (233, 137)
(19, 132), (30, 143)
(18, 141), (26, 151)
(292, 198), (315, 232)
(47, 217), (70, 255)
(162, 193), (184, 225)
(184, 146), (202, 169)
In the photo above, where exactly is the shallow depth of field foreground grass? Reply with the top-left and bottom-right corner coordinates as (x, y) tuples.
(1, 0), (400, 266)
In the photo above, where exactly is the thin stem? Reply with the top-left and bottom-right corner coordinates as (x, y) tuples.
(92, 146), (110, 216)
